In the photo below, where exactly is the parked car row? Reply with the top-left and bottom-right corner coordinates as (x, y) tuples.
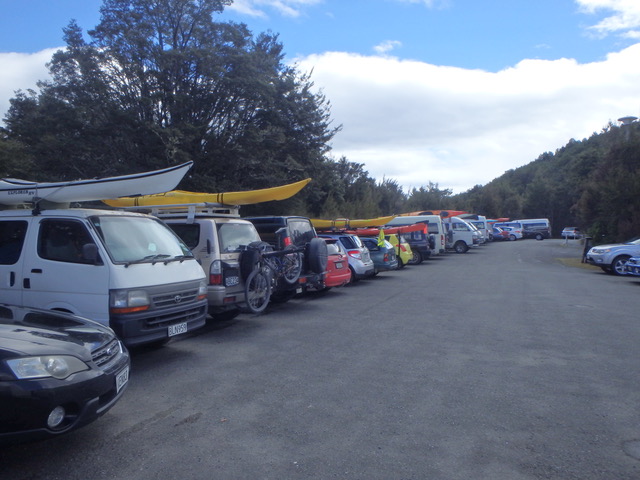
(0, 203), (551, 444)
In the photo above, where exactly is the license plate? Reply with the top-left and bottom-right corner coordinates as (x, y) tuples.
(335, 262), (343, 269)
(225, 275), (240, 287)
(168, 322), (188, 337)
(116, 367), (129, 393)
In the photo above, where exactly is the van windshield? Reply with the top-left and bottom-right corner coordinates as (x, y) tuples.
(90, 215), (192, 263)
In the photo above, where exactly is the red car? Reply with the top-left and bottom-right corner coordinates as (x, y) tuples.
(320, 238), (352, 290)
(492, 226), (510, 241)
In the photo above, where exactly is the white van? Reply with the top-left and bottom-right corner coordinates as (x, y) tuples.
(513, 218), (551, 239)
(442, 216), (480, 253)
(459, 214), (491, 243)
(385, 215), (446, 255)
(0, 207), (208, 347)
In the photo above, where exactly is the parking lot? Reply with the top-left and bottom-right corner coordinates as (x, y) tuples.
(3, 239), (640, 480)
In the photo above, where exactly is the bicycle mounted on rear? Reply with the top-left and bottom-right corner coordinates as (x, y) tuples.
(239, 226), (328, 314)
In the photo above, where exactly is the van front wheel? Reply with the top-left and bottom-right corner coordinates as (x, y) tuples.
(454, 241), (468, 253)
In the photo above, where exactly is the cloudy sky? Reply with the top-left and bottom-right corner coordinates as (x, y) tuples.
(1, 0), (640, 192)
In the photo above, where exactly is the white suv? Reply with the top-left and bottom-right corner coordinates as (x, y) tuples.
(586, 238), (640, 276)
(158, 206), (263, 319)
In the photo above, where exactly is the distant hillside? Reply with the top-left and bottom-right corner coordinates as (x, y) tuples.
(451, 121), (640, 243)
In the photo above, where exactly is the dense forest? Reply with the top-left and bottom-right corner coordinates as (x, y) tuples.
(1, 0), (639, 243)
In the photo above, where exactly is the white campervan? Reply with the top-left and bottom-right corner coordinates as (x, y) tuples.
(513, 218), (551, 239)
(442, 216), (480, 253)
(459, 214), (491, 243)
(0, 207), (208, 347)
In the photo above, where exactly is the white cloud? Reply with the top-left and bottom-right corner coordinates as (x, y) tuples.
(0, 49), (57, 122)
(576, 0), (640, 38)
(294, 44), (640, 192)
(227, 0), (323, 18)
(373, 40), (402, 55)
(2, 42), (640, 195)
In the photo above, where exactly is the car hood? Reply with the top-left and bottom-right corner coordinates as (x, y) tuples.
(0, 305), (114, 359)
(592, 243), (637, 250)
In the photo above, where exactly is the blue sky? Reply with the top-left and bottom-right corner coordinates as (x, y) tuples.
(1, 0), (640, 193)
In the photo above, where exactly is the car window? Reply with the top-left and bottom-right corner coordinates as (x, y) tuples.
(217, 223), (262, 252)
(339, 236), (357, 249)
(287, 219), (315, 247)
(169, 224), (200, 249)
(38, 219), (98, 264)
(452, 222), (469, 231)
(326, 243), (340, 255)
(362, 239), (377, 249)
(0, 220), (27, 265)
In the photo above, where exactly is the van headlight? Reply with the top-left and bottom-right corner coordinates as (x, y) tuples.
(110, 289), (150, 314)
(6, 356), (89, 380)
(197, 280), (207, 300)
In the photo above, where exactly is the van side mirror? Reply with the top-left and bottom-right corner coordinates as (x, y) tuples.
(82, 243), (100, 264)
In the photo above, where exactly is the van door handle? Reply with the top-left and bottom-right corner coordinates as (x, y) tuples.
(23, 278), (30, 289)
(9, 272), (15, 287)
(31, 269), (42, 274)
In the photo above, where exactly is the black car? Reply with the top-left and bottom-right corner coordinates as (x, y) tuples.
(243, 216), (328, 301)
(0, 304), (130, 444)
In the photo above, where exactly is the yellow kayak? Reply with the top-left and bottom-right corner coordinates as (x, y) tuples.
(311, 216), (396, 229)
(103, 178), (311, 207)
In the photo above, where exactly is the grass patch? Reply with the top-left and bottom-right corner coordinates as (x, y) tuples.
(556, 257), (600, 270)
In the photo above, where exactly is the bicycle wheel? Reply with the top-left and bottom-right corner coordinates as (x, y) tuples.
(282, 245), (302, 285)
(244, 268), (271, 314)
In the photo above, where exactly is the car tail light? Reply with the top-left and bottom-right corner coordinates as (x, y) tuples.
(210, 260), (223, 285)
(282, 236), (292, 247)
(383, 253), (389, 261)
(348, 250), (362, 260)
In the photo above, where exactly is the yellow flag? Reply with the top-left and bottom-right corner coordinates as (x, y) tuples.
(377, 229), (385, 247)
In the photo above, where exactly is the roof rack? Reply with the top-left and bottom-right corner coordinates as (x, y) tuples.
(117, 203), (241, 222)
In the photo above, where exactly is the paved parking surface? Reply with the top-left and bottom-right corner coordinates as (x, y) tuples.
(3, 239), (640, 479)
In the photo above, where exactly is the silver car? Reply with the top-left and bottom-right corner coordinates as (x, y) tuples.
(586, 238), (640, 275)
(318, 234), (375, 281)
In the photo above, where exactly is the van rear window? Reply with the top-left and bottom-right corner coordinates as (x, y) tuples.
(287, 219), (315, 247)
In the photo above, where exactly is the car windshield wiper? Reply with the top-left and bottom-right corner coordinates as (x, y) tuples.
(124, 254), (171, 267)
(163, 254), (193, 264)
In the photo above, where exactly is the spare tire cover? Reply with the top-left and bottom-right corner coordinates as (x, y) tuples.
(306, 237), (328, 274)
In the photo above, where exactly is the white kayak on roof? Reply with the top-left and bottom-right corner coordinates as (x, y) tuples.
(0, 161), (193, 206)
